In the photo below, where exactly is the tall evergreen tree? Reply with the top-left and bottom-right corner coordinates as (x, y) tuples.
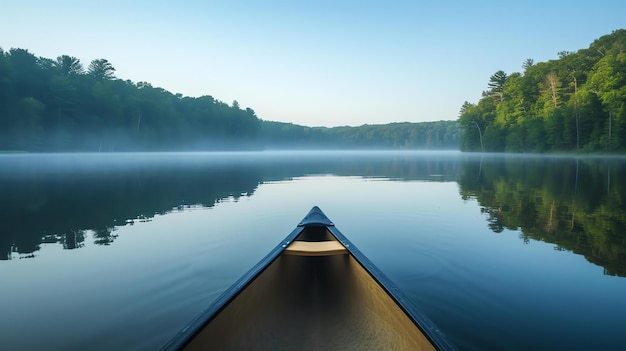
(88, 59), (115, 80)
(488, 70), (508, 103)
(55, 55), (84, 76)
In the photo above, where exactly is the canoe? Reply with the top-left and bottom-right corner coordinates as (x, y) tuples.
(162, 206), (456, 351)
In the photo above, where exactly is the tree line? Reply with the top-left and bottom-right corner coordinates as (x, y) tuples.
(260, 120), (460, 149)
(0, 48), (260, 151)
(0, 47), (460, 151)
(458, 29), (626, 152)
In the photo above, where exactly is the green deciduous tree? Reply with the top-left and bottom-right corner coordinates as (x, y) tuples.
(457, 29), (626, 153)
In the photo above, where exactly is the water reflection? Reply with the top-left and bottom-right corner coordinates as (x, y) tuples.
(0, 151), (461, 259)
(5, 152), (626, 278)
(458, 155), (626, 277)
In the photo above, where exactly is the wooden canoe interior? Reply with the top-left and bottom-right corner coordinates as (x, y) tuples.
(182, 226), (436, 351)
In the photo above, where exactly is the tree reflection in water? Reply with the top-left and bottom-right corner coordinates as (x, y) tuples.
(4, 152), (624, 277)
(0, 151), (462, 260)
(459, 155), (626, 277)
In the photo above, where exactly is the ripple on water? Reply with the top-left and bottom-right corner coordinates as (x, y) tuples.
(381, 248), (448, 282)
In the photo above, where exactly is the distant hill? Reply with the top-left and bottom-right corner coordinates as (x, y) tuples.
(260, 120), (460, 149)
(0, 47), (459, 151)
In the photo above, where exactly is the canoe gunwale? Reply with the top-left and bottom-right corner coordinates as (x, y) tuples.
(160, 225), (306, 351)
(161, 206), (457, 351)
(326, 224), (457, 351)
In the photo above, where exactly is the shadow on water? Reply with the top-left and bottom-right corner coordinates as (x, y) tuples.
(458, 154), (626, 277)
(0, 151), (462, 259)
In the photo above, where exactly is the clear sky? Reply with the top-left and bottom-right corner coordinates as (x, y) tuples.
(1, 1), (624, 127)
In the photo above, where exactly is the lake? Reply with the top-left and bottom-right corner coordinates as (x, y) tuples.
(1, 151), (626, 350)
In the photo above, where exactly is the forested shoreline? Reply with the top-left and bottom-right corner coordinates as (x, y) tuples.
(260, 120), (459, 149)
(459, 29), (626, 153)
(0, 48), (459, 151)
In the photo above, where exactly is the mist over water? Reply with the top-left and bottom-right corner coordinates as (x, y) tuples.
(1, 151), (626, 350)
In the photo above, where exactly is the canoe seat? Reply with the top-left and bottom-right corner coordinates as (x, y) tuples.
(284, 240), (348, 256)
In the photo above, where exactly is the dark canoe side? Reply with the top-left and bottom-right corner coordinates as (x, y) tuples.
(161, 206), (457, 351)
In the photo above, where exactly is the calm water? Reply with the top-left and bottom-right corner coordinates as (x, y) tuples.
(1, 151), (626, 350)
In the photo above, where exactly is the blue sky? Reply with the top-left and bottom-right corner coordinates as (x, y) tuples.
(1, 1), (625, 127)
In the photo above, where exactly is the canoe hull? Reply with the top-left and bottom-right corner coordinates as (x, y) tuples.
(184, 253), (436, 350)
(162, 207), (456, 351)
